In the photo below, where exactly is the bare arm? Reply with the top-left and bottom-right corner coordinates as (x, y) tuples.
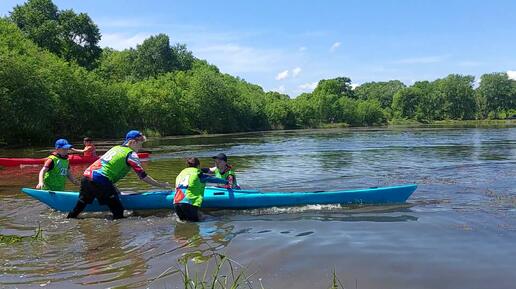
(67, 171), (79, 186)
(36, 167), (49, 189)
(126, 152), (170, 188)
(142, 175), (170, 188)
(72, 146), (94, 154)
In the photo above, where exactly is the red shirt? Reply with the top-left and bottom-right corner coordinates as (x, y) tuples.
(83, 145), (96, 157)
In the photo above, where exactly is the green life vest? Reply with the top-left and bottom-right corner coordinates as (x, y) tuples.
(214, 166), (238, 186)
(174, 167), (205, 207)
(98, 145), (134, 183)
(43, 155), (69, 191)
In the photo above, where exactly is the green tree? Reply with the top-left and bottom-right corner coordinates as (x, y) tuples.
(9, 0), (61, 54)
(0, 19), (128, 144)
(512, 80), (516, 113)
(264, 92), (296, 129)
(413, 81), (443, 122)
(183, 66), (241, 133)
(94, 48), (136, 82)
(133, 34), (176, 79)
(335, 96), (358, 125)
(355, 100), (386, 125)
(292, 93), (319, 127)
(95, 41), (194, 82)
(0, 54), (55, 144)
(313, 77), (354, 98)
(126, 73), (188, 135)
(311, 77), (355, 123)
(392, 86), (420, 119)
(58, 9), (101, 69)
(10, 0), (101, 69)
(354, 80), (405, 109)
(434, 74), (476, 119)
(477, 73), (515, 118)
(171, 43), (194, 71)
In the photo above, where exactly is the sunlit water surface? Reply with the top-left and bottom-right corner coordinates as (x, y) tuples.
(1, 126), (515, 289)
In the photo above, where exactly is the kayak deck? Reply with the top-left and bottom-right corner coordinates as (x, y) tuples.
(21, 184), (417, 212)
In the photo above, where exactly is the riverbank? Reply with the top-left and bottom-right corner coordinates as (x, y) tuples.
(1, 119), (515, 150)
(287, 118), (516, 131)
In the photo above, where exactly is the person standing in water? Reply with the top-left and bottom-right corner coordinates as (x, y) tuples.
(36, 139), (79, 191)
(174, 157), (228, 222)
(67, 130), (170, 219)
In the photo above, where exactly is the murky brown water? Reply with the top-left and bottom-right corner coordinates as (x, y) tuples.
(1, 126), (515, 288)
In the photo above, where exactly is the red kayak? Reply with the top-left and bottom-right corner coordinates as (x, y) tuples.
(0, 152), (150, 167)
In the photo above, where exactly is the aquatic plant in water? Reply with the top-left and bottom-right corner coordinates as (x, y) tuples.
(0, 225), (45, 245)
(149, 252), (348, 289)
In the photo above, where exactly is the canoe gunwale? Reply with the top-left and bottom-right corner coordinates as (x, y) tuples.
(21, 184), (417, 212)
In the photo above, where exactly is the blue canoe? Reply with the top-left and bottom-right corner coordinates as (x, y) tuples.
(21, 184), (417, 212)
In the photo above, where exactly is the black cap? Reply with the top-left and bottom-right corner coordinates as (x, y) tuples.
(212, 153), (227, 162)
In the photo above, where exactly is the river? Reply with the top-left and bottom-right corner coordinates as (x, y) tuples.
(0, 125), (515, 289)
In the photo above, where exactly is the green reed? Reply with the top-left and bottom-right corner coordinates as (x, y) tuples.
(151, 252), (349, 289)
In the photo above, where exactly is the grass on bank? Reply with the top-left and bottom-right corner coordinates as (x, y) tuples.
(388, 118), (516, 127)
(431, 119), (516, 126)
(297, 118), (516, 130)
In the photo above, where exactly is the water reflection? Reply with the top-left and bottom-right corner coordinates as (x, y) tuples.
(173, 221), (243, 264)
(479, 141), (514, 161)
(314, 150), (353, 170)
(75, 220), (147, 286)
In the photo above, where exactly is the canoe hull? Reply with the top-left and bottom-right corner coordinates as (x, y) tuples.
(0, 153), (150, 167)
(21, 184), (417, 212)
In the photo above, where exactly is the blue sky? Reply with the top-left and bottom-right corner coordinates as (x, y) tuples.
(1, 0), (516, 96)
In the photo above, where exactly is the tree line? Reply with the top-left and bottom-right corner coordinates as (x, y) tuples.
(1, 0), (515, 146)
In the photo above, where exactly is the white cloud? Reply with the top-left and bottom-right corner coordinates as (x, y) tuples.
(273, 85), (286, 93)
(195, 44), (285, 73)
(473, 77), (481, 89)
(292, 67), (302, 77)
(351, 83), (360, 89)
(274, 68), (301, 80)
(298, 82), (318, 91)
(276, 70), (289, 80)
(100, 33), (152, 49)
(392, 55), (449, 64)
(330, 42), (341, 52)
(507, 70), (516, 80)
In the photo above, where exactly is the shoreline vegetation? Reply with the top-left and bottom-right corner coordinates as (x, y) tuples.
(1, 0), (515, 147)
(321, 119), (516, 129)
(1, 120), (514, 149)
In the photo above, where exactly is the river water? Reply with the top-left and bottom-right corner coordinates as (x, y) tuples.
(0, 126), (515, 289)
